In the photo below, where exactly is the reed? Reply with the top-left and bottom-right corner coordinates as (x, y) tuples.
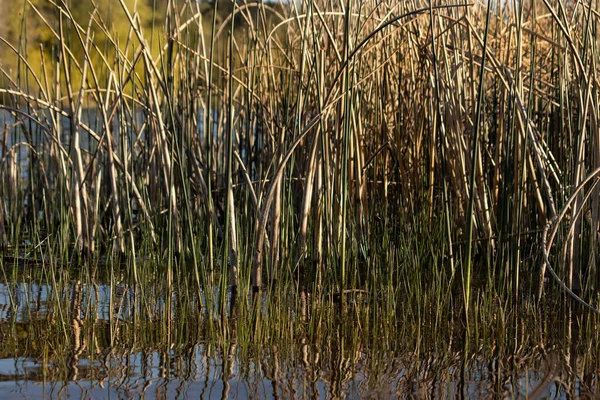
(1, 0), (600, 357)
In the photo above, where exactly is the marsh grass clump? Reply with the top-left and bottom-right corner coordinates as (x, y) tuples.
(1, 0), (600, 384)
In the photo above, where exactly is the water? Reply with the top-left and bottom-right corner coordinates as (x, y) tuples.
(0, 275), (596, 399)
(0, 342), (565, 399)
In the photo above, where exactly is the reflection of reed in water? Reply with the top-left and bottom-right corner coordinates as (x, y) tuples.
(301, 339), (321, 399)
(68, 280), (84, 382)
(261, 345), (280, 399)
(219, 341), (236, 400)
(0, 272), (598, 398)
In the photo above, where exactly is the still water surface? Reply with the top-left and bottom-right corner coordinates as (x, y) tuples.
(0, 278), (595, 399)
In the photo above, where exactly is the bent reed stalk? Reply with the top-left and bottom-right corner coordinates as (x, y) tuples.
(1, 0), (600, 318)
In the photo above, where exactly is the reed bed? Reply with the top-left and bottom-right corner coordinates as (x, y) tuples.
(0, 0), (600, 353)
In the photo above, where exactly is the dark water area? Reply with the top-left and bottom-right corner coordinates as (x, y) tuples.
(0, 277), (597, 399)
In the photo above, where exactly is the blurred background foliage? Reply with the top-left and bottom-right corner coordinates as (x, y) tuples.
(0, 0), (255, 92)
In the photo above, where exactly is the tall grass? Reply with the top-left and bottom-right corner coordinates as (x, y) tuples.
(1, 0), (600, 329)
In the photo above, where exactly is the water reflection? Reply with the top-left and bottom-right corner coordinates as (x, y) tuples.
(0, 279), (596, 398)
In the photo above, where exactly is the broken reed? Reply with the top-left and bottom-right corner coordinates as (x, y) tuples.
(0, 0), (599, 314)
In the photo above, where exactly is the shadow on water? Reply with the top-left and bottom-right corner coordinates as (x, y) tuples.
(0, 261), (597, 399)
